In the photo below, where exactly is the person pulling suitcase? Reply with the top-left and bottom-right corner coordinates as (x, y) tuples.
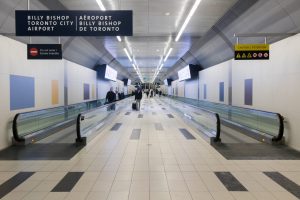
(134, 87), (143, 111)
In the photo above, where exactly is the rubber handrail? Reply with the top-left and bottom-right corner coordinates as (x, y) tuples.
(214, 113), (221, 142)
(272, 113), (285, 142)
(76, 114), (83, 143)
(168, 97), (218, 116)
(12, 113), (25, 142)
(170, 95), (279, 115)
(165, 98), (221, 142)
(76, 98), (131, 142)
(168, 96), (285, 142)
(13, 99), (104, 115)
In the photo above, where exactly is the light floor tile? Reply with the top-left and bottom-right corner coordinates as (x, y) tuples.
(231, 192), (256, 200)
(107, 191), (129, 200)
(129, 191), (149, 200)
(150, 192), (171, 200)
(170, 192), (192, 200)
(190, 191), (214, 200)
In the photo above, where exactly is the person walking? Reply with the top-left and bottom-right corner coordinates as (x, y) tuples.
(105, 87), (116, 110)
(135, 87), (143, 111)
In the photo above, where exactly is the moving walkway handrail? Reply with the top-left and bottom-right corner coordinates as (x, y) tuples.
(165, 97), (221, 142)
(168, 95), (284, 142)
(12, 99), (105, 143)
(273, 113), (284, 142)
(76, 98), (131, 143)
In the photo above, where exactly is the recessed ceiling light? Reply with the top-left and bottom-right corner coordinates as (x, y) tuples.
(165, 12), (170, 16)
(156, 49), (160, 52)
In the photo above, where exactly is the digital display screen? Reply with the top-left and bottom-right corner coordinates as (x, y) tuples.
(105, 65), (117, 81)
(178, 66), (191, 81)
(164, 79), (168, 85)
(127, 79), (131, 86)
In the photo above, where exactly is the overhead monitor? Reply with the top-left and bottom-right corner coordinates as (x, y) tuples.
(105, 65), (117, 81)
(164, 79), (168, 85)
(127, 79), (131, 86)
(178, 65), (191, 81)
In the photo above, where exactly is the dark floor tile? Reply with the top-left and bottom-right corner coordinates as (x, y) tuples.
(52, 172), (83, 192)
(0, 172), (35, 198)
(125, 112), (131, 115)
(138, 114), (143, 118)
(179, 128), (196, 140)
(155, 123), (164, 131)
(110, 123), (122, 131)
(211, 143), (300, 160)
(264, 172), (300, 199)
(130, 129), (141, 140)
(167, 114), (174, 118)
(0, 144), (84, 160)
(215, 172), (247, 191)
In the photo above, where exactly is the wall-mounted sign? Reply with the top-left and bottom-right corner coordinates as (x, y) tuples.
(27, 44), (62, 60)
(235, 44), (269, 60)
(16, 10), (133, 36)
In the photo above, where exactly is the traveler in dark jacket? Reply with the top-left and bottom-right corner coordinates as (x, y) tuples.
(106, 87), (116, 110)
(135, 88), (143, 111)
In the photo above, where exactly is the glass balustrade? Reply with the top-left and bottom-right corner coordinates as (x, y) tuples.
(167, 96), (283, 139)
(13, 98), (107, 141)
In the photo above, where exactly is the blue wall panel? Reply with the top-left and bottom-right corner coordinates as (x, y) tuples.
(10, 75), (35, 110)
(204, 84), (207, 99)
(219, 82), (224, 102)
(245, 79), (253, 105)
(84, 83), (90, 100)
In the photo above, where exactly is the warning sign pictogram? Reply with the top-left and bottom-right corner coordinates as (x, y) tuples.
(234, 44), (269, 60)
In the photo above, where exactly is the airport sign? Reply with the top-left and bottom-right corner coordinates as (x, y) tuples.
(234, 44), (269, 60)
(27, 44), (62, 60)
(16, 10), (133, 36)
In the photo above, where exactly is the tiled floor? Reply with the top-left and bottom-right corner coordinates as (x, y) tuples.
(0, 97), (300, 200)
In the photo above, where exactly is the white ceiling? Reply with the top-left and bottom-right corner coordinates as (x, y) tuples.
(57, 0), (238, 82)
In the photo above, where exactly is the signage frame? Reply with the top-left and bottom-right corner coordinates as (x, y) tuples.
(16, 10), (133, 37)
(27, 44), (62, 60)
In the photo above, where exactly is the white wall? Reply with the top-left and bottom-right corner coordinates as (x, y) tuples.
(171, 80), (185, 97)
(128, 85), (135, 95)
(232, 34), (300, 150)
(0, 35), (64, 149)
(66, 60), (97, 105)
(196, 34), (300, 150)
(160, 85), (168, 95)
(185, 79), (199, 100)
(97, 79), (125, 100)
(199, 60), (231, 104)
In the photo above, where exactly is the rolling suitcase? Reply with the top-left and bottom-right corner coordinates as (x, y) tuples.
(132, 101), (137, 110)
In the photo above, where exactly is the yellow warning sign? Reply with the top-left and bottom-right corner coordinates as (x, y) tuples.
(247, 53), (252, 59)
(235, 44), (269, 51)
(242, 53), (246, 58)
(236, 53), (241, 59)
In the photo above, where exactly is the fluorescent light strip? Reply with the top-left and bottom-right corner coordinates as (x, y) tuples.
(96, 0), (106, 10)
(164, 48), (173, 62)
(124, 48), (132, 62)
(175, 0), (202, 42)
(96, 1), (123, 43)
(116, 36), (122, 42)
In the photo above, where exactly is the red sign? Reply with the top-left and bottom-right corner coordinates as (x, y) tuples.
(29, 48), (38, 57)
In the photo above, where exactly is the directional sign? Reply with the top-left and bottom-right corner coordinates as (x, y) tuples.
(16, 10), (133, 36)
(235, 44), (269, 60)
(27, 44), (62, 60)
